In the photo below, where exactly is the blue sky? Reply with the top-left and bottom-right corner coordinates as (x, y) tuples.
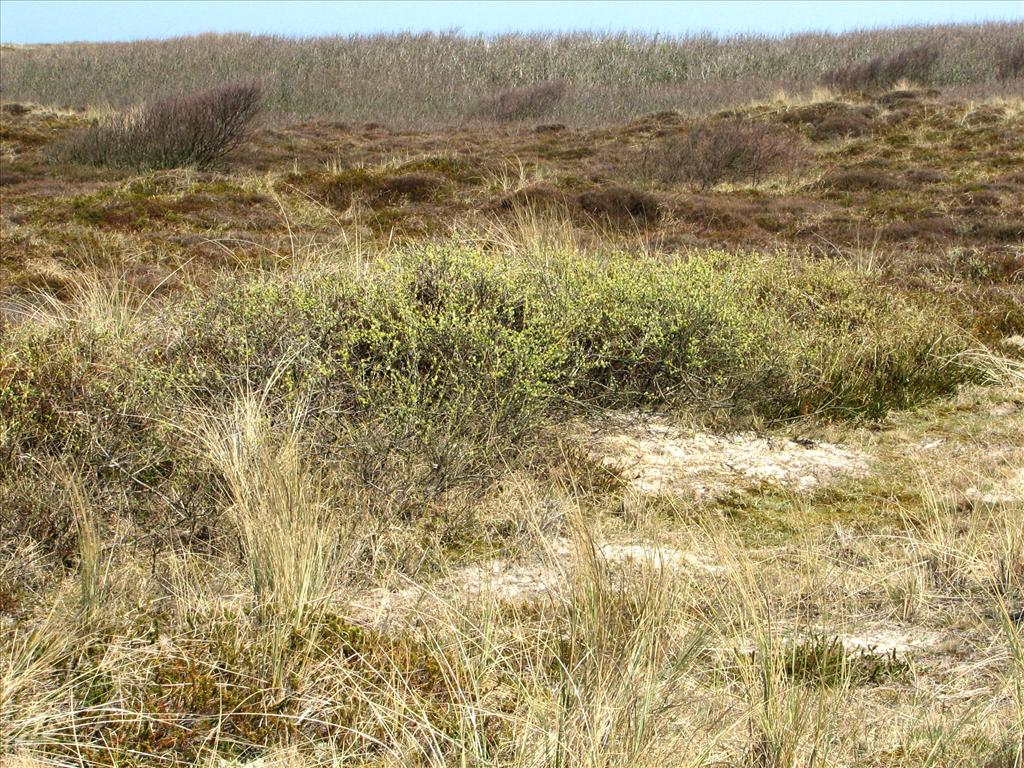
(0, 1), (1021, 43)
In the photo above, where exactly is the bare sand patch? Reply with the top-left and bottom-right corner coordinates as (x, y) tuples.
(830, 625), (946, 654)
(967, 466), (1024, 507)
(348, 538), (723, 625)
(580, 412), (869, 499)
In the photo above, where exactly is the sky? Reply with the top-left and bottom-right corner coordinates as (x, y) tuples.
(0, 0), (1021, 44)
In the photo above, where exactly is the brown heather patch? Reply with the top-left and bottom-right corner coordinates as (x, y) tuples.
(904, 168), (947, 185)
(492, 182), (569, 213)
(1, 102), (33, 116)
(778, 101), (879, 140)
(577, 186), (661, 226)
(2, 89), (1022, 287)
(642, 118), (808, 191)
(278, 168), (449, 212)
(822, 168), (903, 192)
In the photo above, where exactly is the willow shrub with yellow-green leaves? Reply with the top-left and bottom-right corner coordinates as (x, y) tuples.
(167, 246), (971, 422)
(1, 244), (972, 551)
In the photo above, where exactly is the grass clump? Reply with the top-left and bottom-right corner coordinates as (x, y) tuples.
(195, 393), (342, 685)
(54, 82), (262, 170)
(779, 633), (911, 687)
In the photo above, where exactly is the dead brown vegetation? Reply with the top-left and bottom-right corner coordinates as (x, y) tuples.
(644, 119), (807, 190)
(54, 82), (263, 170)
(997, 41), (1024, 81)
(469, 79), (568, 123)
(824, 169), (903, 192)
(3, 23), (1021, 127)
(822, 44), (942, 91)
(779, 102), (878, 140)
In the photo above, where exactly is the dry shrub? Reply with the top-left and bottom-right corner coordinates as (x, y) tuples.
(577, 185), (661, 225)
(56, 82), (262, 170)
(997, 42), (1024, 81)
(2, 23), (1020, 126)
(822, 44), (941, 91)
(646, 119), (807, 190)
(469, 79), (568, 122)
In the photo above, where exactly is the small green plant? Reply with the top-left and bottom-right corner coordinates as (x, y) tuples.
(781, 632), (912, 687)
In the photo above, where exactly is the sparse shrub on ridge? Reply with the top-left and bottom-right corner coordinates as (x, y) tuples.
(55, 82), (263, 170)
(645, 119), (807, 190)
(469, 79), (568, 122)
(822, 44), (941, 91)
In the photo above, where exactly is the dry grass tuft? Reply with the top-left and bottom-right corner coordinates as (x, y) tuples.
(193, 389), (343, 684)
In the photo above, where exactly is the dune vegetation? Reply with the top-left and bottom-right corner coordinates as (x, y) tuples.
(1, 22), (1023, 768)
(2, 22), (1023, 125)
